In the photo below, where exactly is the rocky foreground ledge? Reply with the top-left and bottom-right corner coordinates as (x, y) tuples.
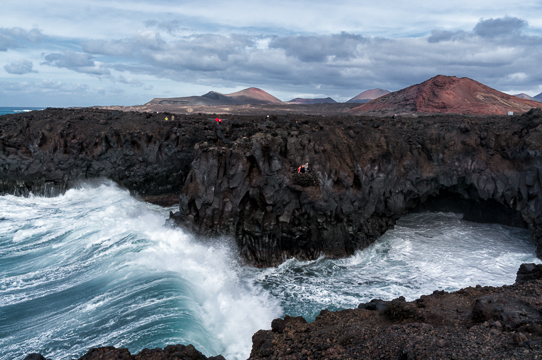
(24, 264), (542, 360)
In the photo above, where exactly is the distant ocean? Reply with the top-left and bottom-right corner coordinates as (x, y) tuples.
(0, 107), (44, 116)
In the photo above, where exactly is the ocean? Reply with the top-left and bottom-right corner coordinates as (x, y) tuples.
(0, 181), (540, 360)
(0, 107), (44, 116)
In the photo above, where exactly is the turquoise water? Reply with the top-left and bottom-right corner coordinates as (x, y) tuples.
(0, 107), (44, 116)
(0, 181), (539, 360)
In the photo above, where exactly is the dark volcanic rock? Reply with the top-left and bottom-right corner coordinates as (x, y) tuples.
(248, 265), (542, 360)
(516, 263), (542, 284)
(171, 108), (542, 266)
(26, 344), (225, 360)
(0, 108), (203, 203)
(4, 107), (542, 266)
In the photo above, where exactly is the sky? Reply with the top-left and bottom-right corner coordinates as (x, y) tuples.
(1, 0), (542, 107)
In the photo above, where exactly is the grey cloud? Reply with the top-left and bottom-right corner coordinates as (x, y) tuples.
(269, 32), (367, 62)
(0, 27), (43, 51)
(145, 20), (184, 35)
(4, 60), (34, 74)
(428, 30), (467, 43)
(474, 16), (527, 38)
(42, 51), (111, 76)
(104, 26), (542, 98)
(0, 80), (89, 93)
(115, 75), (144, 87)
(82, 31), (166, 57)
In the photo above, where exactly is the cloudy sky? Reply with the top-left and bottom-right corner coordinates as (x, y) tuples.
(2, 0), (542, 107)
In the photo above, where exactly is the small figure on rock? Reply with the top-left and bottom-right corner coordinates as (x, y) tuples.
(165, 116), (169, 121)
(297, 163), (309, 173)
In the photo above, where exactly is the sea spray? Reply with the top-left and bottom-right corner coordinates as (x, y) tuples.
(244, 212), (541, 322)
(1, 181), (540, 360)
(0, 181), (281, 360)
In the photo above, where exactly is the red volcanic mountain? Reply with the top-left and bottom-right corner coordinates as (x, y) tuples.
(351, 75), (542, 115)
(225, 87), (283, 105)
(287, 97), (337, 104)
(347, 89), (389, 104)
(148, 87), (283, 106)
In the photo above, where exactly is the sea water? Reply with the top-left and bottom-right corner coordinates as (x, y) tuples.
(0, 107), (44, 116)
(0, 181), (539, 360)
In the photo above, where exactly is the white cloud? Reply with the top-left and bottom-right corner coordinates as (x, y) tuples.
(4, 59), (34, 74)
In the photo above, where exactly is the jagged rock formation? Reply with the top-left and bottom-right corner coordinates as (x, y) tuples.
(0, 108), (206, 204)
(24, 344), (225, 360)
(171, 108), (542, 266)
(352, 75), (542, 115)
(3, 107), (542, 267)
(248, 264), (542, 360)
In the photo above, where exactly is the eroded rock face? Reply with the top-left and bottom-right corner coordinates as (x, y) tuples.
(0, 108), (203, 204)
(171, 109), (542, 266)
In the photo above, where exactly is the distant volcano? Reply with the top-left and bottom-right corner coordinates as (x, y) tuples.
(515, 93), (536, 101)
(147, 87), (283, 106)
(351, 75), (542, 115)
(535, 92), (542, 102)
(347, 89), (389, 104)
(287, 97), (337, 104)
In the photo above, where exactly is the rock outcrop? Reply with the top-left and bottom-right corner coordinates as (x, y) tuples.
(3, 107), (542, 267)
(351, 75), (542, 115)
(247, 264), (542, 360)
(0, 108), (205, 204)
(24, 344), (225, 360)
(171, 108), (542, 266)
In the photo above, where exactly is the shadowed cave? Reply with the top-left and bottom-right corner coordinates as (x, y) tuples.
(409, 187), (527, 230)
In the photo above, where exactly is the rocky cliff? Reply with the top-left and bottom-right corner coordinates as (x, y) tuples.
(170, 109), (542, 266)
(0, 108), (205, 204)
(2, 107), (542, 267)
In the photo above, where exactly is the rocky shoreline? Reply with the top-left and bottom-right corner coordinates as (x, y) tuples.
(24, 264), (542, 360)
(169, 108), (542, 266)
(2, 108), (542, 266)
(3, 107), (542, 359)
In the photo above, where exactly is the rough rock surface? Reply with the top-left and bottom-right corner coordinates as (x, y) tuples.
(352, 75), (542, 115)
(3, 108), (542, 266)
(248, 264), (542, 360)
(24, 344), (225, 360)
(171, 108), (542, 266)
(0, 108), (214, 204)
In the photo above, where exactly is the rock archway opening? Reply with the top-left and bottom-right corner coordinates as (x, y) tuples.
(409, 188), (527, 229)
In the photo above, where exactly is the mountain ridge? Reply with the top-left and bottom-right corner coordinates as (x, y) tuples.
(351, 75), (541, 115)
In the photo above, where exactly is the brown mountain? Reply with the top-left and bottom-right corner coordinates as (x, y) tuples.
(147, 87), (283, 106)
(225, 87), (283, 104)
(287, 97), (337, 104)
(515, 93), (535, 101)
(351, 75), (542, 115)
(347, 89), (390, 103)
